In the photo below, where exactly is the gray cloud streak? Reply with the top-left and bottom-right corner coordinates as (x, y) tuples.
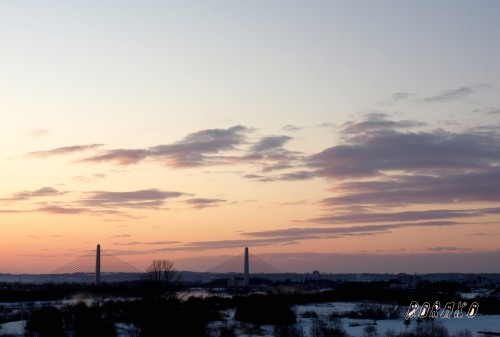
(251, 136), (292, 153)
(391, 92), (414, 101)
(3, 187), (66, 201)
(147, 221), (464, 253)
(28, 144), (103, 158)
(243, 221), (461, 241)
(423, 86), (475, 102)
(185, 198), (226, 209)
(321, 170), (500, 206)
(309, 115), (500, 179)
(311, 207), (500, 224)
(160, 238), (301, 252)
(81, 126), (248, 167)
(302, 113), (500, 245)
(283, 124), (301, 132)
(80, 189), (186, 208)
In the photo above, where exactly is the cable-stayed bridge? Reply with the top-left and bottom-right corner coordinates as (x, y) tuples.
(193, 247), (285, 287)
(35, 244), (144, 284)
(33, 245), (283, 287)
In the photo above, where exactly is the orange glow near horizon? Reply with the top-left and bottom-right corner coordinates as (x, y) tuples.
(2, 1), (500, 274)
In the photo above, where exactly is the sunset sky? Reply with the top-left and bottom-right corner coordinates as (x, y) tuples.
(1, 1), (500, 274)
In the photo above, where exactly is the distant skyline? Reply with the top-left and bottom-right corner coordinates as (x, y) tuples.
(1, 1), (500, 273)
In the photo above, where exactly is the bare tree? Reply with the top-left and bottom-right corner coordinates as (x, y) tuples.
(144, 259), (180, 299)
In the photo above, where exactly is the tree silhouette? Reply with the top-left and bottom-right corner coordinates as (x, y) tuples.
(25, 306), (65, 337)
(143, 259), (180, 299)
(235, 294), (296, 326)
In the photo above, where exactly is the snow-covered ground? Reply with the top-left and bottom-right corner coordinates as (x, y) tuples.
(2, 302), (499, 336)
(210, 302), (500, 337)
(295, 302), (500, 337)
(0, 320), (25, 337)
(342, 315), (500, 337)
(0, 321), (141, 337)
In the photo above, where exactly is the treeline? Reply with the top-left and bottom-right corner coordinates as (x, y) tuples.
(12, 296), (480, 337)
(13, 297), (218, 337)
(1, 277), (499, 337)
(1, 279), (499, 312)
(0, 282), (144, 302)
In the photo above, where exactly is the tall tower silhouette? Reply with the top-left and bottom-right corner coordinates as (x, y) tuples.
(95, 244), (101, 285)
(244, 246), (249, 287)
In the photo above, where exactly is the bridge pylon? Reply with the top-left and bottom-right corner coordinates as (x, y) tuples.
(35, 244), (144, 284)
(95, 244), (101, 285)
(244, 247), (249, 287)
(201, 246), (282, 287)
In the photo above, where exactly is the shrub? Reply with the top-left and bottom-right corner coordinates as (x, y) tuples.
(412, 320), (449, 337)
(354, 303), (386, 320)
(211, 324), (238, 337)
(453, 330), (473, 337)
(25, 306), (65, 337)
(234, 295), (296, 326)
(69, 302), (116, 337)
(131, 298), (213, 337)
(310, 319), (349, 337)
(273, 325), (305, 337)
(302, 311), (319, 319)
(363, 325), (378, 337)
(383, 330), (407, 337)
